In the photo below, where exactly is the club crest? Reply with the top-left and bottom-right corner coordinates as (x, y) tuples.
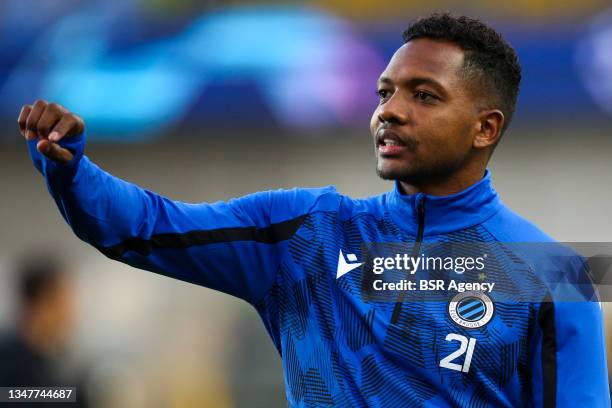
(448, 291), (494, 329)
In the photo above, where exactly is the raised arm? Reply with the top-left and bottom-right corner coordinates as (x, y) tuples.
(18, 100), (333, 304)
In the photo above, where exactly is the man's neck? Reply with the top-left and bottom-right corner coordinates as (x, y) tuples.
(398, 168), (486, 197)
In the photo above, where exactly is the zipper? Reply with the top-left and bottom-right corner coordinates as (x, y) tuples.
(390, 195), (426, 324)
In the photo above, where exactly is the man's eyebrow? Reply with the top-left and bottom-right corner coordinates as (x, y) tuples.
(377, 76), (448, 96)
(377, 77), (393, 86)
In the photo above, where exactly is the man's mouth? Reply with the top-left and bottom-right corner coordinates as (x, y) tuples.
(376, 129), (409, 156)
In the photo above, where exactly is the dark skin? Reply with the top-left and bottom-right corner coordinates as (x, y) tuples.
(17, 100), (82, 163)
(370, 38), (505, 196)
(19, 38), (503, 198)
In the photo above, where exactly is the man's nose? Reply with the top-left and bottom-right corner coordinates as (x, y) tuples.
(377, 93), (409, 125)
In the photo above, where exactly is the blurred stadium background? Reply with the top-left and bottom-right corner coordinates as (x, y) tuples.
(1, 0), (611, 406)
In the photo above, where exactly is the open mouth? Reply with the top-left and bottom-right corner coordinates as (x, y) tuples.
(379, 138), (403, 147)
(376, 129), (408, 155)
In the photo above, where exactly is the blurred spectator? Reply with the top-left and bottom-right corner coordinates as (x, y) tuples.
(0, 253), (87, 406)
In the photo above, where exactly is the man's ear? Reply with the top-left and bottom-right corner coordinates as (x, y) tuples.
(473, 109), (504, 149)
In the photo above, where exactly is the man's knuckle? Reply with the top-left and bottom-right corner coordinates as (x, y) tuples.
(67, 115), (81, 129)
(37, 123), (50, 134)
(26, 120), (37, 130)
(33, 99), (47, 108)
(74, 115), (85, 128)
(48, 103), (65, 114)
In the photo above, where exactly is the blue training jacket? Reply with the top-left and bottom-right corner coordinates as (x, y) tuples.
(28, 133), (609, 407)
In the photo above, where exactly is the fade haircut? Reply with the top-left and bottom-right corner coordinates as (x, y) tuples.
(403, 13), (522, 134)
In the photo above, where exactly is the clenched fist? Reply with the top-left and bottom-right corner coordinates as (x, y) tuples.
(18, 100), (85, 164)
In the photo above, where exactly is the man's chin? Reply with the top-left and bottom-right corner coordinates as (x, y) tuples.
(376, 162), (432, 185)
(376, 165), (412, 181)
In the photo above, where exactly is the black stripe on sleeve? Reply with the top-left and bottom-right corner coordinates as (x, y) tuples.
(97, 214), (307, 260)
(538, 300), (557, 408)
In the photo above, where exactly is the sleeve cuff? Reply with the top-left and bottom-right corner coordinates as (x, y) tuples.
(28, 131), (87, 181)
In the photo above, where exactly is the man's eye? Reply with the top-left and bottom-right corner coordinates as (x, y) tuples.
(376, 89), (390, 100)
(415, 90), (436, 102)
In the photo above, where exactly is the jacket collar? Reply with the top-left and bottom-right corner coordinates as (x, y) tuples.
(386, 169), (502, 236)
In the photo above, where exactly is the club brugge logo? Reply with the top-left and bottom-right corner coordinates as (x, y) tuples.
(448, 291), (494, 329)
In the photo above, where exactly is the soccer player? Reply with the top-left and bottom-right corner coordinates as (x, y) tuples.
(18, 13), (609, 407)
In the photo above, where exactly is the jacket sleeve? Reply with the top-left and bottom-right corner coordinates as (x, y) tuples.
(27, 132), (335, 304)
(530, 256), (610, 407)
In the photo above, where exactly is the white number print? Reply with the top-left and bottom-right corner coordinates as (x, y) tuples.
(439, 333), (477, 373)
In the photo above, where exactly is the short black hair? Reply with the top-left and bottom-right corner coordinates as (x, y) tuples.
(403, 13), (521, 134)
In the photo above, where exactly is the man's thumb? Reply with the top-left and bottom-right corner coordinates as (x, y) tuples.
(36, 139), (74, 164)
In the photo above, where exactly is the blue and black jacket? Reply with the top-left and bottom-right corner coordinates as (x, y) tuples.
(28, 133), (609, 407)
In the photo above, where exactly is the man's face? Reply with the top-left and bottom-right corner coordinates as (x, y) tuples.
(370, 38), (480, 185)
